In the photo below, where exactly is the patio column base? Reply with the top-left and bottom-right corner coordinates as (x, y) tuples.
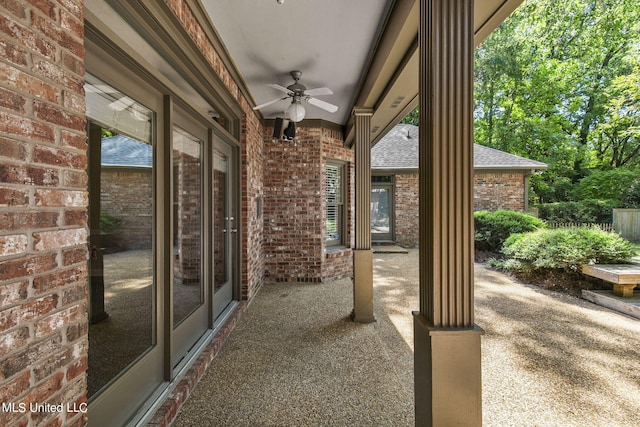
(413, 313), (484, 427)
(352, 249), (375, 323)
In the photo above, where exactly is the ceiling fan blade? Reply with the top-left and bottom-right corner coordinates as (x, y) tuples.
(253, 97), (287, 110)
(304, 87), (333, 96)
(267, 84), (292, 94)
(307, 97), (339, 113)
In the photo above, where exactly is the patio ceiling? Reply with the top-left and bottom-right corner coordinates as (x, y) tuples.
(203, 0), (523, 145)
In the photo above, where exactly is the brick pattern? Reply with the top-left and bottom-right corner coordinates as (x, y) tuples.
(100, 170), (152, 251)
(394, 172), (527, 248)
(321, 128), (354, 281)
(323, 248), (353, 281)
(474, 172), (525, 212)
(0, 1), (88, 426)
(263, 127), (324, 282)
(174, 151), (202, 283)
(263, 125), (354, 283)
(394, 174), (420, 248)
(240, 110), (264, 300)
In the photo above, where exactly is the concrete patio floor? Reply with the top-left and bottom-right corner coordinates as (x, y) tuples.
(173, 249), (640, 426)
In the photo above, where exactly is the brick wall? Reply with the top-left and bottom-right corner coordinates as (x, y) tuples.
(0, 1), (88, 426)
(321, 127), (354, 281)
(263, 124), (353, 283)
(240, 111), (264, 300)
(394, 174), (420, 248)
(174, 152), (202, 283)
(263, 126), (324, 282)
(474, 172), (525, 212)
(100, 169), (152, 251)
(393, 171), (527, 248)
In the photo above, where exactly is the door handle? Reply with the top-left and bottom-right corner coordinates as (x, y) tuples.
(90, 245), (99, 260)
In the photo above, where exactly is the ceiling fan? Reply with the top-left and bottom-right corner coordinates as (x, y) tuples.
(253, 70), (338, 122)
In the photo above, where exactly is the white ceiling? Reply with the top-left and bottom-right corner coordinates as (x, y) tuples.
(203, 0), (393, 124)
(86, 0), (524, 136)
(203, 0), (525, 132)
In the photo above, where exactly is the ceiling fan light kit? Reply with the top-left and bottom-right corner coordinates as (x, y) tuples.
(287, 98), (305, 122)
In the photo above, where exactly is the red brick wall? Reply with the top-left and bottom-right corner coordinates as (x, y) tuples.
(321, 127), (354, 281)
(263, 125), (353, 283)
(392, 172), (527, 247)
(0, 1), (88, 426)
(394, 174), (420, 248)
(263, 126), (323, 282)
(240, 111), (264, 300)
(100, 169), (153, 251)
(474, 172), (525, 212)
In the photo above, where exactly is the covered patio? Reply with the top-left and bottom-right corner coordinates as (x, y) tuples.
(171, 252), (640, 426)
(0, 1), (542, 426)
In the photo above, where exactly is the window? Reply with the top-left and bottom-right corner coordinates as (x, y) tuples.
(326, 161), (345, 246)
(372, 175), (393, 183)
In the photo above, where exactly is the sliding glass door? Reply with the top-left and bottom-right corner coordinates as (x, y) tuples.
(86, 74), (164, 426)
(212, 139), (236, 320)
(85, 68), (240, 425)
(170, 111), (215, 368)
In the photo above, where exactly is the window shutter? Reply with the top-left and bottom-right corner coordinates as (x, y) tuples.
(326, 164), (341, 203)
(326, 164), (342, 243)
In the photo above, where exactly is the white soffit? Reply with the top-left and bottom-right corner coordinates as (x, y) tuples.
(203, 0), (392, 125)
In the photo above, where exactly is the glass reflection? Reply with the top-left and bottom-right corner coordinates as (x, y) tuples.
(371, 187), (391, 234)
(172, 128), (203, 326)
(213, 148), (228, 289)
(86, 86), (154, 397)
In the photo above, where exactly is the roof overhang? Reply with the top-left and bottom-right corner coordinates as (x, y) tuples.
(199, 0), (524, 145)
(372, 166), (547, 175)
(344, 0), (525, 147)
(85, 0), (525, 143)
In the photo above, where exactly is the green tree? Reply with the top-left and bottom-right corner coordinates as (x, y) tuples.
(590, 59), (640, 167)
(401, 107), (418, 126)
(472, 0), (640, 201)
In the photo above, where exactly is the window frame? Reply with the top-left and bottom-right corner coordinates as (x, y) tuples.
(325, 160), (346, 247)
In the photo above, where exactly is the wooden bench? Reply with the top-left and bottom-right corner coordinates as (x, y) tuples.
(582, 264), (640, 298)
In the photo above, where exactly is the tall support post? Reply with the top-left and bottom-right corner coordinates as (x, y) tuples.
(352, 107), (376, 323)
(414, 0), (484, 426)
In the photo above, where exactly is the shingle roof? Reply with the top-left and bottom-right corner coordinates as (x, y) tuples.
(101, 135), (152, 168)
(372, 124), (547, 171)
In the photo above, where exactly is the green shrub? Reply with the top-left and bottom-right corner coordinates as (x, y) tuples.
(474, 210), (546, 252)
(100, 213), (122, 234)
(536, 199), (617, 223)
(499, 227), (634, 272)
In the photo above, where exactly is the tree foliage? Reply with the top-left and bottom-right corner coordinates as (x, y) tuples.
(572, 169), (640, 207)
(472, 0), (640, 202)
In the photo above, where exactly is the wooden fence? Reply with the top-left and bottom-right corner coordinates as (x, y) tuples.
(613, 209), (640, 242)
(547, 222), (614, 232)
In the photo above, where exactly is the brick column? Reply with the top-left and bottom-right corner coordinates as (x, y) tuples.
(352, 107), (375, 323)
(414, 1), (484, 425)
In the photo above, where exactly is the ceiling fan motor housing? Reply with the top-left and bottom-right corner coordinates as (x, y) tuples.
(287, 70), (306, 94)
